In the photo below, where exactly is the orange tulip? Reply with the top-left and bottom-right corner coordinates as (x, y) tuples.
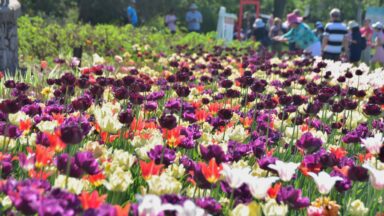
(79, 191), (107, 210)
(35, 145), (55, 168)
(44, 132), (66, 152)
(163, 127), (185, 148)
(28, 169), (52, 180)
(84, 173), (106, 187)
(208, 102), (222, 115)
(195, 109), (210, 123)
(330, 147), (347, 160)
(267, 182), (281, 199)
(115, 204), (131, 216)
(52, 113), (65, 124)
(199, 158), (222, 184)
(19, 119), (32, 132)
(140, 160), (163, 180)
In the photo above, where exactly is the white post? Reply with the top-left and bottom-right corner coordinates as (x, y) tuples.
(0, 0), (21, 75)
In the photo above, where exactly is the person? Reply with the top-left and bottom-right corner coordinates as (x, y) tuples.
(252, 18), (270, 48)
(165, 9), (177, 34)
(269, 18), (283, 52)
(371, 22), (384, 65)
(283, 9), (301, 52)
(322, 8), (348, 61)
(273, 12), (321, 57)
(243, 12), (255, 40)
(313, 21), (324, 44)
(347, 21), (364, 63)
(186, 3), (203, 33)
(127, 0), (138, 27)
(360, 19), (373, 65)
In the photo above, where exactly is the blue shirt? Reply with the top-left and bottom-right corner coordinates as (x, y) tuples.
(186, 11), (202, 31)
(127, 6), (138, 27)
(283, 23), (319, 49)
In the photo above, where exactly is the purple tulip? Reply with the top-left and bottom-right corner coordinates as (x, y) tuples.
(296, 132), (323, 154)
(276, 186), (310, 209)
(75, 151), (100, 175)
(148, 145), (176, 166)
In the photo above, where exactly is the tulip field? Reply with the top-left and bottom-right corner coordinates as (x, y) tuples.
(0, 29), (384, 216)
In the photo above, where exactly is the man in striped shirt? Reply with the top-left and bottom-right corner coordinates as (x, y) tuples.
(322, 8), (348, 61)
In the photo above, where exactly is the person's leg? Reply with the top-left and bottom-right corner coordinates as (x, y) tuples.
(361, 47), (371, 65)
(323, 52), (340, 61)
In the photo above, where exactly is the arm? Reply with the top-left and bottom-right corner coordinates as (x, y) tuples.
(342, 35), (349, 53)
(322, 36), (328, 51)
(277, 29), (292, 43)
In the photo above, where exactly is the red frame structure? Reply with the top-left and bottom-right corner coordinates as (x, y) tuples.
(237, 0), (260, 39)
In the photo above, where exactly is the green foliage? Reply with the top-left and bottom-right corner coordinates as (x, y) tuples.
(19, 0), (77, 19)
(17, 16), (258, 61)
(18, 0), (384, 34)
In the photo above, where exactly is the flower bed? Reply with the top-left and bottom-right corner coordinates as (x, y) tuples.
(0, 44), (384, 215)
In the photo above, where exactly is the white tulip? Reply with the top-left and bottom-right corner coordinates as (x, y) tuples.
(361, 133), (384, 155)
(308, 171), (342, 195)
(246, 176), (279, 199)
(221, 163), (251, 189)
(363, 163), (384, 190)
(268, 160), (300, 182)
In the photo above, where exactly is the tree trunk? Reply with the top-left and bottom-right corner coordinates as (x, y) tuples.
(357, 0), (363, 24)
(273, 0), (287, 18)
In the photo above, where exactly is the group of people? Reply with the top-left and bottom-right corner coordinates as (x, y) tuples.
(165, 3), (203, 33)
(126, 1), (383, 65)
(127, 1), (203, 33)
(246, 8), (384, 65)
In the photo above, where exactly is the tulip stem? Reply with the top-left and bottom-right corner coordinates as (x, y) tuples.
(229, 190), (235, 210)
(160, 129), (167, 165)
(65, 146), (71, 188)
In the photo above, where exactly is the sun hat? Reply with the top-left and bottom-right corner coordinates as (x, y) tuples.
(286, 12), (303, 26)
(253, 18), (265, 28)
(330, 8), (341, 18)
(315, 21), (323, 29)
(372, 21), (383, 30)
(190, 3), (198, 10)
(348, 21), (359, 29)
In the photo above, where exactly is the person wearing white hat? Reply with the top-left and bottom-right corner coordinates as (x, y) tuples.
(347, 20), (364, 63)
(371, 22), (384, 65)
(127, 0), (138, 27)
(186, 3), (203, 33)
(252, 18), (270, 48)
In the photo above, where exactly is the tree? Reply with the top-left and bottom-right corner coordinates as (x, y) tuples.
(20, 0), (77, 18)
(273, 0), (287, 18)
